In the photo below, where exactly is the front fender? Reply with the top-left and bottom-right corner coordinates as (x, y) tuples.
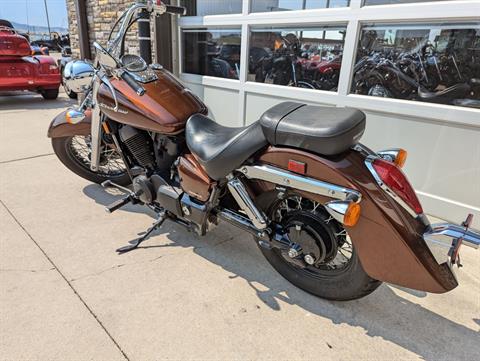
(47, 109), (91, 138)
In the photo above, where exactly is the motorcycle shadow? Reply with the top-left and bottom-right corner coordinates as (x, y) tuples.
(83, 184), (479, 361)
(0, 91), (75, 111)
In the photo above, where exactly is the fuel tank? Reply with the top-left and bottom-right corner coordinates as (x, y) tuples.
(98, 68), (207, 134)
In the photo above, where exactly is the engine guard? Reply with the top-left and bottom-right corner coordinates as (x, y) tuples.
(47, 109), (91, 138)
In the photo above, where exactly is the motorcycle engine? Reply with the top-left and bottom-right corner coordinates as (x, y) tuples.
(119, 125), (185, 174)
(119, 125), (155, 169)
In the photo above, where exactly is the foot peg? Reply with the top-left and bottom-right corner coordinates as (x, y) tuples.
(116, 211), (167, 253)
(102, 180), (140, 214)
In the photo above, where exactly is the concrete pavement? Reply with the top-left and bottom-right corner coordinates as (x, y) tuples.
(1, 91), (479, 360)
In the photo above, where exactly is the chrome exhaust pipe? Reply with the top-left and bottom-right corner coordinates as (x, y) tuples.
(425, 223), (480, 250)
(423, 222), (480, 265)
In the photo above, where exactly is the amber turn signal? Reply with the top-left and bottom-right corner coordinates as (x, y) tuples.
(344, 203), (361, 227)
(394, 149), (408, 168)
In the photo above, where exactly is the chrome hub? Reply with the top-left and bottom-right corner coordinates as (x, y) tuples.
(288, 244), (302, 258)
(304, 254), (315, 265)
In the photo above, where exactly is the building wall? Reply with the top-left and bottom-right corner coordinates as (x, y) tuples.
(66, 0), (155, 59)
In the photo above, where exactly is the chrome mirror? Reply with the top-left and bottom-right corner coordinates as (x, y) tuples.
(63, 60), (95, 94)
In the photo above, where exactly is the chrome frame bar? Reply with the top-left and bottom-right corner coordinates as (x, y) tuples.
(238, 165), (362, 203)
(227, 177), (267, 230)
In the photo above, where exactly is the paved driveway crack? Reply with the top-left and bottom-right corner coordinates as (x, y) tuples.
(0, 199), (130, 361)
(0, 153), (54, 164)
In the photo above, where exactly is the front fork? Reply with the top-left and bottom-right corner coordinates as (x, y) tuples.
(89, 70), (119, 172)
(90, 75), (102, 172)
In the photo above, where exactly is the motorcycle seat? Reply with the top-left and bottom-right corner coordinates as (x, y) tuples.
(186, 114), (268, 180)
(417, 83), (470, 103)
(186, 102), (366, 181)
(259, 102), (366, 156)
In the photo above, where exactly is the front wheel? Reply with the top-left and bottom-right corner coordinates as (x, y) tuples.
(52, 135), (131, 186)
(257, 192), (381, 301)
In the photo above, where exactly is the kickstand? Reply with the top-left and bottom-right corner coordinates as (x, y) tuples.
(116, 211), (167, 253)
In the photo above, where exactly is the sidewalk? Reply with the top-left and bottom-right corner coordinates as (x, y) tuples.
(1, 91), (479, 361)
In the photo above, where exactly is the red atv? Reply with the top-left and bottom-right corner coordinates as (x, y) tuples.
(0, 25), (61, 100)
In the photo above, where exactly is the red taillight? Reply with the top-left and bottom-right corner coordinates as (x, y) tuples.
(372, 158), (423, 214)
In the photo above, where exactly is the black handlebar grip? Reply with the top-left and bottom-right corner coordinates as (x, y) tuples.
(165, 5), (187, 15)
(120, 70), (145, 96)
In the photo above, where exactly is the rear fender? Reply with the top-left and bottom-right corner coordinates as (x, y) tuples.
(47, 109), (91, 138)
(250, 146), (457, 293)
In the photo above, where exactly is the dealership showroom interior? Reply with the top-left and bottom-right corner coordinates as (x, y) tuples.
(0, 0), (479, 360)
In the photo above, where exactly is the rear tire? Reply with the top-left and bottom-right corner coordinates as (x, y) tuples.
(42, 88), (59, 100)
(52, 136), (131, 186)
(256, 192), (381, 301)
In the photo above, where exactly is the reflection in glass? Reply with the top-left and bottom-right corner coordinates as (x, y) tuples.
(249, 27), (346, 91)
(251, 0), (350, 12)
(182, 29), (241, 79)
(352, 24), (480, 108)
(364, 0), (448, 5)
(180, 0), (243, 16)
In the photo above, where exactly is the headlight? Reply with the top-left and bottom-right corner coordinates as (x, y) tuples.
(63, 60), (95, 93)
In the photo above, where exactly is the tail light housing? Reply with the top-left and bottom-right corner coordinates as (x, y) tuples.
(366, 157), (423, 215)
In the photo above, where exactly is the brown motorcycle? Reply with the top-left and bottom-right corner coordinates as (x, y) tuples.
(48, 1), (479, 301)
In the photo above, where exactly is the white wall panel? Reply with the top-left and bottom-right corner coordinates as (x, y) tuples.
(244, 92), (333, 125)
(360, 111), (480, 226)
(199, 86), (241, 127)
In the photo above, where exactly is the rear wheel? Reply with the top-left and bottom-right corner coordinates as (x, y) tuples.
(52, 135), (130, 186)
(41, 88), (59, 100)
(257, 192), (381, 301)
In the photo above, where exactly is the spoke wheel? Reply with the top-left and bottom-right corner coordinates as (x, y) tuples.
(52, 135), (131, 186)
(272, 195), (354, 275)
(68, 135), (126, 177)
(256, 191), (381, 301)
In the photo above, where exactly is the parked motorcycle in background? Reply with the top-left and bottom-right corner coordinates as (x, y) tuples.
(352, 30), (480, 108)
(48, 0), (479, 301)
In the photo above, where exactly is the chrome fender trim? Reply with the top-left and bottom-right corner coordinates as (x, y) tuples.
(237, 164), (361, 203)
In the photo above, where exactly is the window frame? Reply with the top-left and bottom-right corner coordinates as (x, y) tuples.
(176, 0), (480, 127)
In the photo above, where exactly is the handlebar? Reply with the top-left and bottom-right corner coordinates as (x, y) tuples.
(120, 70), (146, 96)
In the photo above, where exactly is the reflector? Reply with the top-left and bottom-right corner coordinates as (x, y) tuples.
(288, 160), (306, 175)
